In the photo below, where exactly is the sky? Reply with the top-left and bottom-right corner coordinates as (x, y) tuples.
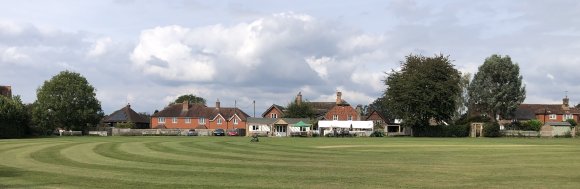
(1, 0), (580, 116)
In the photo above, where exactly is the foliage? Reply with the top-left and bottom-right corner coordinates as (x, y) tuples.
(32, 71), (104, 134)
(566, 119), (577, 126)
(453, 73), (471, 122)
(370, 130), (385, 137)
(115, 122), (136, 129)
(284, 101), (315, 118)
(0, 95), (30, 138)
(368, 96), (393, 121)
(527, 120), (543, 131)
(384, 54), (461, 127)
(507, 120), (542, 131)
(483, 122), (501, 137)
(411, 124), (470, 137)
(171, 94), (206, 105)
(468, 54), (526, 121)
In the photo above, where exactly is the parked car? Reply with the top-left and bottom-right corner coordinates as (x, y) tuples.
(213, 129), (225, 136)
(227, 131), (239, 136)
(187, 129), (198, 136)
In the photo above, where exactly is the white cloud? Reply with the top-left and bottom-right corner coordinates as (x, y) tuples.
(305, 56), (331, 79)
(546, 73), (554, 81)
(87, 37), (112, 57)
(1, 47), (29, 62)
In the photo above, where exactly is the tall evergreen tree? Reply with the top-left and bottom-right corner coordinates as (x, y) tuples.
(468, 54), (526, 121)
(384, 54), (461, 127)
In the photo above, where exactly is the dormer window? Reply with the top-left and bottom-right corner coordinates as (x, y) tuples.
(333, 115), (338, 120)
(234, 118), (238, 125)
(217, 118), (222, 125)
(271, 113), (277, 118)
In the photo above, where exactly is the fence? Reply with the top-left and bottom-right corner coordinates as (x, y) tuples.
(501, 130), (540, 137)
(61, 131), (82, 136)
(88, 131), (108, 136)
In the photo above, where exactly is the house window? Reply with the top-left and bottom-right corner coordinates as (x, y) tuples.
(252, 125), (259, 131)
(300, 127), (307, 132)
(234, 118), (238, 125)
(199, 117), (205, 124)
(333, 115), (338, 120)
(217, 118), (222, 125)
(172, 117), (178, 123)
(549, 114), (557, 120)
(347, 115), (353, 121)
(185, 117), (191, 124)
(564, 114), (573, 121)
(271, 113), (277, 118)
(158, 117), (165, 123)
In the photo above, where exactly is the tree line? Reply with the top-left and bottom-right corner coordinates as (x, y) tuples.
(373, 54), (526, 136)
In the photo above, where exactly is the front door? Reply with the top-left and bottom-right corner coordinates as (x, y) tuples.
(274, 125), (287, 136)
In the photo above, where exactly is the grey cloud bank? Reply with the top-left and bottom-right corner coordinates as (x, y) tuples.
(1, 0), (580, 115)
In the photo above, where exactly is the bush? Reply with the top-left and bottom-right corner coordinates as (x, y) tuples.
(370, 130), (385, 137)
(412, 124), (469, 137)
(483, 122), (501, 137)
(528, 120), (543, 131)
(507, 120), (542, 131)
(566, 119), (577, 126)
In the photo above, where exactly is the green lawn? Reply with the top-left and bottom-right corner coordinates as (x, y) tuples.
(1, 136), (579, 188)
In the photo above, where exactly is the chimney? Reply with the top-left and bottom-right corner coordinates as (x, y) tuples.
(355, 105), (362, 121)
(216, 99), (220, 109)
(296, 92), (302, 106)
(336, 91), (342, 105)
(126, 103), (131, 108)
(182, 101), (189, 112)
(563, 96), (570, 108)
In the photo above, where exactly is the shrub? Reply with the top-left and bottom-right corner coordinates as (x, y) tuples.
(527, 120), (543, 131)
(566, 119), (577, 126)
(411, 124), (469, 137)
(370, 130), (385, 137)
(483, 122), (501, 137)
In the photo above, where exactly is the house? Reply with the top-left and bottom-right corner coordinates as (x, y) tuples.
(261, 91), (360, 121)
(102, 104), (150, 128)
(0, 86), (11, 97)
(510, 96), (580, 124)
(272, 118), (313, 137)
(261, 104), (285, 118)
(363, 110), (410, 135)
(151, 100), (250, 130)
(246, 117), (276, 136)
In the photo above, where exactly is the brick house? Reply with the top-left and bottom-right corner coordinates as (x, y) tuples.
(151, 100), (250, 130)
(262, 91), (359, 121)
(511, 96), (580, 124)
(261, 104), (285, 118)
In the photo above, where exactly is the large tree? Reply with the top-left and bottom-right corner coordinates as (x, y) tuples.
(0, 95), (29, 138)
(383, 54), (461, 127)
(32, 71), (103, 133)
(284, 101), (315, 119)
(171, 94), (206, 105)
(468, 54), (526, 121)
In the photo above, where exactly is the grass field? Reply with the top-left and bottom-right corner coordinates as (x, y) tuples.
(1, 136), (580, 189)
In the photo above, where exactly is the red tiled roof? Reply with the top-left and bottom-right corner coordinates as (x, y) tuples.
(152, 103), (250, 121)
